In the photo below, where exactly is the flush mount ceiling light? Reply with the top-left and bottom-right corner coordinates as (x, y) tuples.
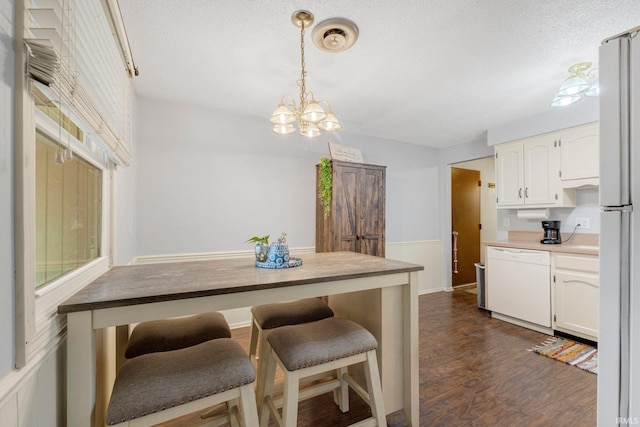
(551, 62), (599, 107)
(311, 17), (359, 53)
(270, 10), (343, 137)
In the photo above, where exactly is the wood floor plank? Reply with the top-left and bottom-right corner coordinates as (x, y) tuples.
(158, 289), (596, 426)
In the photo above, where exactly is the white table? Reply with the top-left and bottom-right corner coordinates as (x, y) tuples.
(58, 251), (423, 426)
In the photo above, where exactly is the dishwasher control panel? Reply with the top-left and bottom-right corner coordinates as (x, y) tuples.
(487, 246), (550, 265)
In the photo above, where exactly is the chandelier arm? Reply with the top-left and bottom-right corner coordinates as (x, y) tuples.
(280, 94), (298, 110)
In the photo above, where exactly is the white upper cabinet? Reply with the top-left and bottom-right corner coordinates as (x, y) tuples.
(495, 143), (523, 206)
(496, 135), (565, 207)
(523, 136), (557, 205)
(559, 122), (599, 187)
(495, 122), (598, 209)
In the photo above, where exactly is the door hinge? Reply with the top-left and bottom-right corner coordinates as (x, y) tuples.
(553, 275), (556, 283)
(479, 223), (482, 230)
(478, 180), (482, 187)
(554, 140), (557, 147)
(553, 314), (556, 322)
(555, 193), (558, 200)
(495, 152), (498, 159)
(559, 170), (562, 178)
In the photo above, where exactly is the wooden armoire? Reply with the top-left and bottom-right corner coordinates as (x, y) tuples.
(315, 160), (386, 257)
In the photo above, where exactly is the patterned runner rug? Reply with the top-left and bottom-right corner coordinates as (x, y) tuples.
(528, 337), (598, 374)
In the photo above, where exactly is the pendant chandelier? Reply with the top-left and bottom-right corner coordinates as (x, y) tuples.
(270, 10), (341, 137)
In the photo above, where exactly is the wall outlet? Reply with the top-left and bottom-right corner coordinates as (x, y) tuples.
(575, 217), (590, 229)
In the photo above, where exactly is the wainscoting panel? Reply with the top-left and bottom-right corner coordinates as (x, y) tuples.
(386, 240), (444, 294)
(0, 336), (65, 427)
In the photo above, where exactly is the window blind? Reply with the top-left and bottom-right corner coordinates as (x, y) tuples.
(24, 0), (135, 167)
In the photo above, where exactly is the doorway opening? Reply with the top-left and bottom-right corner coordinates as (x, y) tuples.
(451, 157), (497, 288)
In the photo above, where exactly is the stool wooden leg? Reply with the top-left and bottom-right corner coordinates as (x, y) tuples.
(248, 319), (260, 368)
(256, 333), (272, 410)
(281, 369), (300, 427)
(363, 350), (387, 427)
(333, 367), (349, 413)
(238, 383), (259, 427)
(258, 346), (277, 427)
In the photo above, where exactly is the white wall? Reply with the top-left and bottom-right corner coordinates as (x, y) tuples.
(115, 93), (137, 266)
(487, 96), (599, 146)
(134, 96), (443, 257)
(0, 0), (15, 380)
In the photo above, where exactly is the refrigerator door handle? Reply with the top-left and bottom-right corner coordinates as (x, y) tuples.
(602, 205), (634, 213)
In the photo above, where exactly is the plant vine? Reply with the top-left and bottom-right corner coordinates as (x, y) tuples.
(318, 157), (332, 219)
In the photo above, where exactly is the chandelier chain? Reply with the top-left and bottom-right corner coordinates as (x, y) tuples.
(299, 21), (307, 111)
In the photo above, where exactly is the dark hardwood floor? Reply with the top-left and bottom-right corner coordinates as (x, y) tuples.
(163, 288), (597, 426)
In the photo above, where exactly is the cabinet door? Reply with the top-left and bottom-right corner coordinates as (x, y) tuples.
(495, 143), (523, 207)
(560, 122), (599, 183)
(359, 167), (385, 257)
(554, 271), (599, 339)
(523, 137), (556, 205)
(333, 164), (360, 253)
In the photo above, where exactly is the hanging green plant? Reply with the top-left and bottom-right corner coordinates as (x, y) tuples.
(318, 157), (332, 219)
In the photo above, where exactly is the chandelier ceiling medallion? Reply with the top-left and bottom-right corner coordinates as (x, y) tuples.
(270, 10), (357, 137)
(551, 62), (599, 108)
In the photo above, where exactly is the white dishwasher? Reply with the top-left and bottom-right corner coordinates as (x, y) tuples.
(486, 246), (551, 327)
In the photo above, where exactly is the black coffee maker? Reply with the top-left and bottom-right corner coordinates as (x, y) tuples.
(541, 220), (562, 244)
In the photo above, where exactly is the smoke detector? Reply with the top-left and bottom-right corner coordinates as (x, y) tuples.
(311, 17), (359, 53)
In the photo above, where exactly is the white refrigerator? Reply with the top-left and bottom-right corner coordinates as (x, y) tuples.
(599, 26), (640, 425)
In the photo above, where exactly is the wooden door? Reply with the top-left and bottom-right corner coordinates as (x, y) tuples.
(334, 165), (360, 253)
(359, 167), (385, 257)
(451, 167), (481, 286)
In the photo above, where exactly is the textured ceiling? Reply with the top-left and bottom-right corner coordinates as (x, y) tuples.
(118, 1), (640, 148)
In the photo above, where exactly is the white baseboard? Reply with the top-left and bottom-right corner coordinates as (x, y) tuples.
(419, 287), (446, 295)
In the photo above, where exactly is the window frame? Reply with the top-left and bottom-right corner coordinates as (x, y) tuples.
(15, 77), (115, 367)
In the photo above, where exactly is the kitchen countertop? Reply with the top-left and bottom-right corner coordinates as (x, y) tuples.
(482, 231), (599, 256)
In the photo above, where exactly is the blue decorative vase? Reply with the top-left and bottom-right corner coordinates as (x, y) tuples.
(267, 242), (290, 266)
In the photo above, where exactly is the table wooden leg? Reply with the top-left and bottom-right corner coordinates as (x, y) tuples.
(403, 272), (419, 426)
(67, 311), (96, 427)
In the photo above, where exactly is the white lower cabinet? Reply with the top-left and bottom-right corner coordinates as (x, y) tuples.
(552, 253), (599, 341)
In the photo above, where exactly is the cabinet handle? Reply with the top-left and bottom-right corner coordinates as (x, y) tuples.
(356, 235), (360, 240)
(518, 188), (523, 199)
(525, 187), (529, 198)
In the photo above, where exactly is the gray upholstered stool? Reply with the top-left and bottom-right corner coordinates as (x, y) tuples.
(250, 298), (338, 411)
(107, 338), (258, 427)
(249, 298), (334, 367)
(258, 317), (387, 427)
(125, 312), (231, 358)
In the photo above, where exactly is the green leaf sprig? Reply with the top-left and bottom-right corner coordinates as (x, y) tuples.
(318, 157), (332, 219)
(246, 235), (270, 245)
